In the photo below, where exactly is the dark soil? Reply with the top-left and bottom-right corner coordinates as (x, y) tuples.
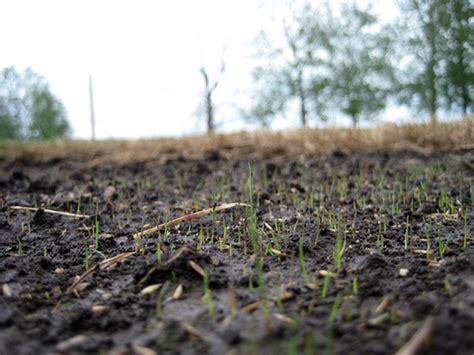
(1, 149), (473, 354)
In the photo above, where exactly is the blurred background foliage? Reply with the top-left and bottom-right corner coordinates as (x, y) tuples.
(250, 0), (473, 128)
(0, 67), (70, 140)
(0, 0), (472, 139)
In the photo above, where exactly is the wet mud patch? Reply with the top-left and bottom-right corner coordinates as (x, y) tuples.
(0, 150), (473, 354)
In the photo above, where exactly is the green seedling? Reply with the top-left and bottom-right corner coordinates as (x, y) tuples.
(309, 190), (315, 211)
(21, 222), (30, 234)
(84, 247), (89, 271)
(299, 237), (312, 285)
(255, 256), (270, 330)
(376, 233), (384, 249)
(343, 300), (353, 321)
(155, 281), (170, 319)
(76, 195), (81, 215)
(352, 276), (359, 296)
(462, 208), (469, 250)
(134, 212), (148, 253)
(322, 269), (331, 298)
(201, 270), (215, 318)
(326, 293), (342, 355)
(337, 177), (347, 199)
(92, 249), (106, 260)
(211, 209), (216, 245)
(444, 274), (453, 296)
(246, 164), (259, 254)
(287, 337), (298, 355)
(437, 234), (448, 259)
(334, 232), (346, 273)
(404, 217), (410, 252)
(304, 333), (317, 355)
(17, 236), (23, 256)
(163, 211), (170, 240)
(314, 215), (321, 246)
(156, 242), (162, 263)
(282, 220), (288, 251)
(269, 227), (281, 251)
(197, 226), (205, 251)
(94, 216), (100, 250)
(43, 246), (48, 257)
(389, 306), (397, 323)
(376, 216), (386, 249)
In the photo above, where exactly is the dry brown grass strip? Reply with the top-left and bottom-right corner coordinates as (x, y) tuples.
(2, 120), (472, 165)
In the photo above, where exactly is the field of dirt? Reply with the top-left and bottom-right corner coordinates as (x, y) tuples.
(1, 139), (473, 354)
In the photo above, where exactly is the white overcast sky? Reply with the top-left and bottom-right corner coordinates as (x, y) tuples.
(0, 0), (406, 139)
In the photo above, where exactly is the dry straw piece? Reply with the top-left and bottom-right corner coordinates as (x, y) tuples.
(140, 283), (162, 295)
(396, 317), (433, 355)
(172, 284), (184, 300)
(2, 284), (12, 297)
(133, 202), (248, 239)
(9, 206), (90, 219)
(188, 260), (206, 277)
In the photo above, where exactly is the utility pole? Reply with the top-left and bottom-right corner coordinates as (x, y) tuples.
(89, 74), (96, 140)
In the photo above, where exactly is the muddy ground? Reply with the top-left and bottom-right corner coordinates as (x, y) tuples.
(0, 148), (473, 354)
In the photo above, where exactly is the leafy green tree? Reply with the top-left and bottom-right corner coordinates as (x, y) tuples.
(312, 3), (395, 128)
(250, 1), (325, 128)
(0, 67), (24, 139)
(0, 108), (21, 139)
(29, 88), (70, 139)
(0, 66), (71, 139)
(250, 1), (394, 128)
(394, 0), (473, 122)
(437, 0), (474, 115)
(395, 0), (445, 123)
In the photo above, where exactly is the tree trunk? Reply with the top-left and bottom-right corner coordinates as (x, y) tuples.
(296, 69), (307, 128)
(458, 48), (469, 115)
(206, 92), (214, 134)
(427, 6), (438, 125)
(352, 116), (358, 129)
(89, 75), (96, 140)
(300, 93), (307, 129)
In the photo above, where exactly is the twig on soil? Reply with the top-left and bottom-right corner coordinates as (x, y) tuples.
(242, 301), (261, 313)
(99, 251), (135, 271)
(138, 246), (197, 285)
(67, 252), (135, 294)
(163, 246), (195, 266)
(69, 202), (246, 295)
(67, 264), (98, 294)
(396, 317), (433, 355)
(188, 260), (205, 277)
(375, 296), (393, 313)
(10, 205), (91, 219)
(132, 202), (248, 238)
(183, 323), (207, 342)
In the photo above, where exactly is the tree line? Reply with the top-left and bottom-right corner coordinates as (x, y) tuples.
(202, 0), (473, 131)
(1, 0), (472, 139)
(0, 67), (70, 140)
